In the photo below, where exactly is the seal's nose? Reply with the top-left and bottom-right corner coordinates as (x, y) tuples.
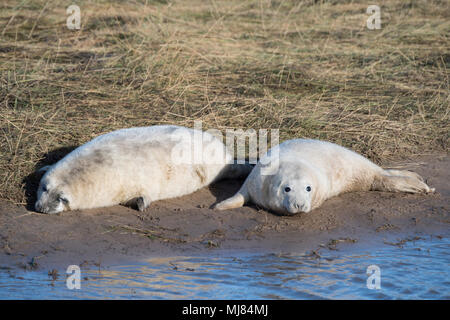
(300, 204), (310, 213)
(284, 203), (300, 215)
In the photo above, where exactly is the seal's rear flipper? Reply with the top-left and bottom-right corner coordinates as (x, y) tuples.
(372, 174), (435, 194)
(384, 169), (425, 182)
(213, 190), (248, 211)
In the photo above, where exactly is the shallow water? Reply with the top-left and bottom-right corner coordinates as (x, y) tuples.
(0, 236), (449, 299)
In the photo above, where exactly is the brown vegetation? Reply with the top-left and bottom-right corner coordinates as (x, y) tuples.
(0, 0), (448, 204)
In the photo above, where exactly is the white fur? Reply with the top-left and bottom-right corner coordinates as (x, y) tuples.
(215, 139), (435, 215)
(35, 125), (243, 214)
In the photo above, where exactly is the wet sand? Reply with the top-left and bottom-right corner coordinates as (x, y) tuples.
(0, 154), (448, 270)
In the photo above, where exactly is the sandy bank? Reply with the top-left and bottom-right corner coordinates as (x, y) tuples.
(0, 155), (448, 270)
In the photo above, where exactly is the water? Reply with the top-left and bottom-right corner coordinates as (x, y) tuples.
(0, 236), (449, 299)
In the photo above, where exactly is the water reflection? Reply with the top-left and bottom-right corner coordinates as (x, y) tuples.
(0, 237), (448, 299)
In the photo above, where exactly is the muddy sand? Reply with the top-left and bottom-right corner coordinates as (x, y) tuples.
(0, 155), (448, 270)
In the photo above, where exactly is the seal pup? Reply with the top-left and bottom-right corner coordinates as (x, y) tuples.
(35, 125), (252, 214)
(214, 139), (435, 215)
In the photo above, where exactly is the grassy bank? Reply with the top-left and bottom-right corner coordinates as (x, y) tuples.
(0, 0), (449, 204)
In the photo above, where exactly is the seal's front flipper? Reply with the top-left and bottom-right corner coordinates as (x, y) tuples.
(136, 196), (151, 212)
(124, 196), (151, 211)
(213, 190), (248, 211)
(372, 174), (435, 194)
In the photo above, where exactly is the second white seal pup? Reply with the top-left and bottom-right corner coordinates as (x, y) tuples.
(35, 125), (252, 214)
(214, 139), (435, 215)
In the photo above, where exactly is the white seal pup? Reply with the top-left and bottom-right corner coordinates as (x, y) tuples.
(35, 125), (252, 214)
(214, 139), (435, 215)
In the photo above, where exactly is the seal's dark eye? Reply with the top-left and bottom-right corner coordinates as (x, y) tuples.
(306, 186), (311, 192)
(284, 187), (291, 193)
(42, 186), (48, 192)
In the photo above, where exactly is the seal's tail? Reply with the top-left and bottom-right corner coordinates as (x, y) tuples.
(372, 169), (435, 193)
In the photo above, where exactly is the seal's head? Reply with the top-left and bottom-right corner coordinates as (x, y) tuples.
(265, 162), (315, 215)
(35, 171), (71, 214)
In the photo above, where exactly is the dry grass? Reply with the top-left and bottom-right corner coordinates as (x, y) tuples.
(0, 0), (449, 204)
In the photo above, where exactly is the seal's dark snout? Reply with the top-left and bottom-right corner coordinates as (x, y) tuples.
(35, 200), (42, 213)
(35, 202), (47, 214)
